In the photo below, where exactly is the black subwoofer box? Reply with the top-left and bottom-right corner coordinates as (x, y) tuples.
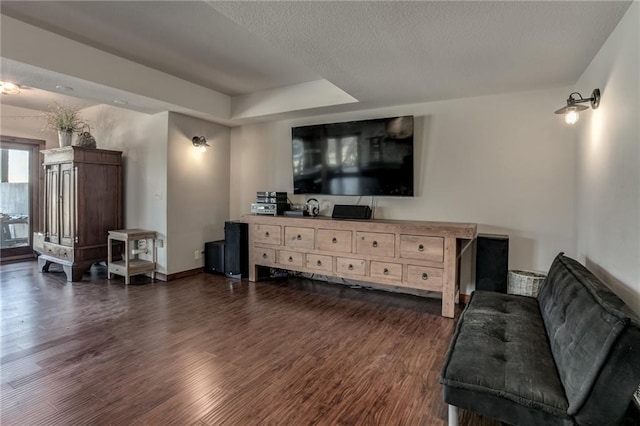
(475, 233), (509, 293)
(224, 221), (248, 278)
(204, 240), (225, 275)
(331, 204), (372, 220)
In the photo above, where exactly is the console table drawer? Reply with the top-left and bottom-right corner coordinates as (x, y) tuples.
(356, 232), (395, 257)
(253, 224), (281, 245)
(254, 247), (276, 264)
(370, 261), (402, 280)
(285, 226), (315, 249)
(317, 229), (352, 253)
(400, 235), (444, 262)
(278, 250), (303, 267)
(336, 257), (366, 276)
(405, 265), (443, 291)
(306, 254), (333, 272)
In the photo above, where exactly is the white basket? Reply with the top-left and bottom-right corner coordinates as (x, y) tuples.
(508, 270), (547, 297)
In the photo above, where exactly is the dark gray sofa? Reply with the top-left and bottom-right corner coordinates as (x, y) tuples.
(440, 253), (640, 426)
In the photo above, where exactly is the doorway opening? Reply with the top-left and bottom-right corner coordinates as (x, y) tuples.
(0, 136), (46, 262)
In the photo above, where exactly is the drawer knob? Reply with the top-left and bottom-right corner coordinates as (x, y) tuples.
(372, 241), (378, 248)
(265, 231), (270, 237)
(262, 253), (267, 259)
(348, 264), (353, 270)
(422, 272), (429, 280)
(316, 260), (322, 266)
(418, 244), (424, 252)
(288, 256), (293, 262)
(383, 268), (389, 275)
(297, 234), (302, 240)
(332, 237), (337, 244)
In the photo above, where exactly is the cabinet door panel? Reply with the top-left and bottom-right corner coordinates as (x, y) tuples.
(47, 165), (60, 244)
(59, 163), (75, 246)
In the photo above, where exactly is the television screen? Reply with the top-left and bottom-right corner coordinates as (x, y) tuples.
(292, 116), (414, 196)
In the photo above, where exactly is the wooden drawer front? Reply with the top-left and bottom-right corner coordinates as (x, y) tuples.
(356, 232), (395, 257)
(278, 250), (303, 267)
(109, 263), (125, 275)
(336, 257), (366, 276)
(370, 261), (402, 280)
(400, 235), (444, 262)
(42, 242), (74, 262)
(284, 226), (315, 249)
(305, 254), (333, 272)
(254, 247), (276, 264)
(253, 224), (281, 245)
(317, 229), (352, 253)
(405, 265), (443, 291)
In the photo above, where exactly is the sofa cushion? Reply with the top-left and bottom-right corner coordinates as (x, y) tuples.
(441, 291), (568, 417)
(537, 254), (637, 416)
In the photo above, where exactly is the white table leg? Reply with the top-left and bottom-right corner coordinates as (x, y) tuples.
(448, 405), (459, 426)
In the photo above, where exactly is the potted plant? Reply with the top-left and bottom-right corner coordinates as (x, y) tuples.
(41, 102), (84, 147)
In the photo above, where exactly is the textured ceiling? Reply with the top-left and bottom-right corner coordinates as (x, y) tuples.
(0, 1), (320, 96)
(210, 1), (632, 105)
(0, 0), (632, 123)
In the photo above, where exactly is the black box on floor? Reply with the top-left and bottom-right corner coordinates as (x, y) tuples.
(225, 221), (248, 278)
(475, 233), (509, 293)
(204, 240), (225, 274)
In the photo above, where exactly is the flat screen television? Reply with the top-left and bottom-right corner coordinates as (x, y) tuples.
(292, 115), (414, 196)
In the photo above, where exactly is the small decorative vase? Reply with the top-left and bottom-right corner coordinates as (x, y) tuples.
(58, 131), (73, 147)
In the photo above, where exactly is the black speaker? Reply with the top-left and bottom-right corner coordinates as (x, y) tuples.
(331, 204), (372, 220)
(224, 221), (248, 278)
(476, 234), (509, 293)
(204, 240), (225, 274)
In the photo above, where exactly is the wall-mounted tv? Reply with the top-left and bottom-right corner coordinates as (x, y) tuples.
(292, 115), (414, 196)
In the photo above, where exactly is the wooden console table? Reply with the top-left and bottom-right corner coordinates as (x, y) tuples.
(243, 215), (477, 318)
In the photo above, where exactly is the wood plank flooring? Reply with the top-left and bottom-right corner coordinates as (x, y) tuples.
(0, 260), (498, 426)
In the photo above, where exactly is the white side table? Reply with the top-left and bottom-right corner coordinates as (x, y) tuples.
(108, 229), (157, 284)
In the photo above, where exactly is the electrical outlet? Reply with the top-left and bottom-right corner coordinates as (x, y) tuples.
(194, 250), (200, 260)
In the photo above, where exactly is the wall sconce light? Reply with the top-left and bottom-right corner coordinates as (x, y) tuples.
(192, 136), (210, 153)
(0, 81), (21, 95)
(554, 88), (600, 125)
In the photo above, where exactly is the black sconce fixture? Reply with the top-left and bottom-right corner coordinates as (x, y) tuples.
(192, 136), (210, 152)
(554, 88), (601, 125)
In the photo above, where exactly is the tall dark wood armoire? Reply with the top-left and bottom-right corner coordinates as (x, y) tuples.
(34, 146), (122, 281)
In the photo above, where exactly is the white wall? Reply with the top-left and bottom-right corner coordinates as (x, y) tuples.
(82, 105), (169, 274)
(230, 87), (576, 291)
(574, 3), (639, 313)
(1, 103), (232, 276)
(166, 112), (230, 274)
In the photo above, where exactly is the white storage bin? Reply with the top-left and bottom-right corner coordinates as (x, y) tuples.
(508, 270), (546, 297)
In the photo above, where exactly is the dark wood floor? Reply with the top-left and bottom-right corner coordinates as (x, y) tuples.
(0, 260), (498, 426)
